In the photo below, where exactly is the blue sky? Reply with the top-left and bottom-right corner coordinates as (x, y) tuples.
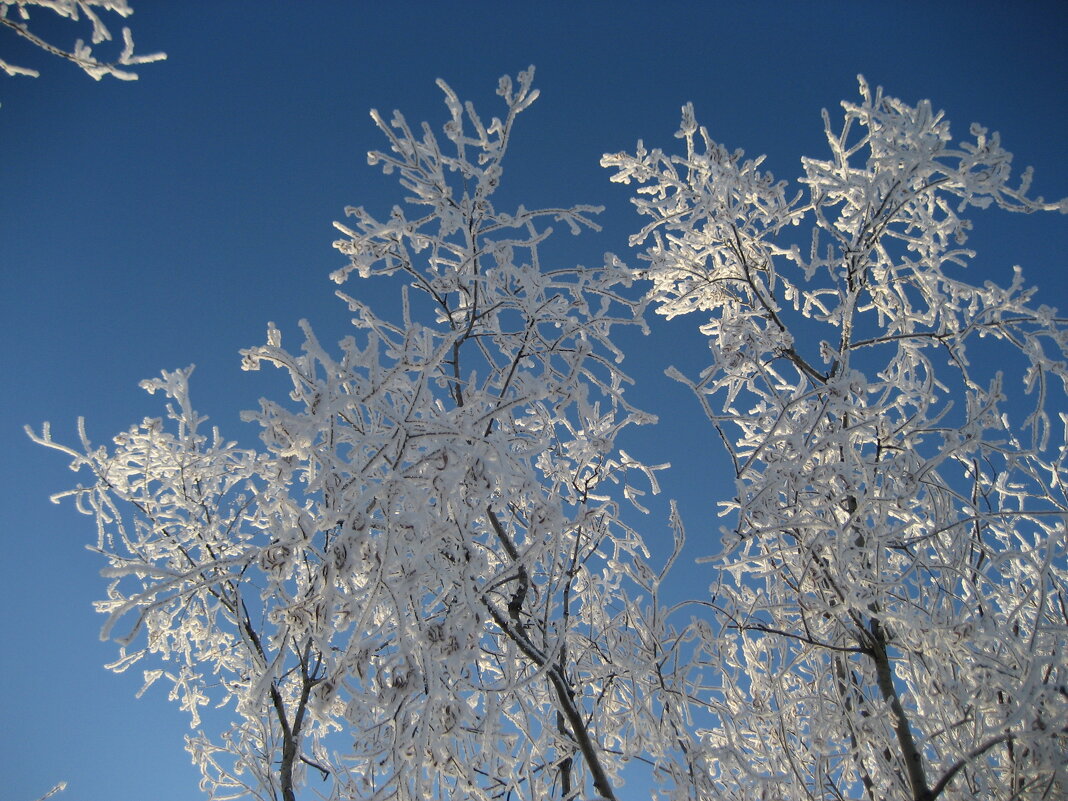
(3, 2), (1066, 799)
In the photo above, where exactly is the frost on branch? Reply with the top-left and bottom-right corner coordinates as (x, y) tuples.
(1, 1), (164, 81)
(32, 70), (680, 801)
(607, 76), (1068, 800)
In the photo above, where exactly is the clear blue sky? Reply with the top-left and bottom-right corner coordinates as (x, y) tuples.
(3, 2), (1066, 800)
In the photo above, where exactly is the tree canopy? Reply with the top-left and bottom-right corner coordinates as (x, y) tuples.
(32, 69), (1067, 801)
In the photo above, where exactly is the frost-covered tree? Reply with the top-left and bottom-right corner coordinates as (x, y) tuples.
(32, 72), (1068, 801)
(30, 69), (675, 801)
(605, 77), (1068, 800)
(1, 1), (163, 81)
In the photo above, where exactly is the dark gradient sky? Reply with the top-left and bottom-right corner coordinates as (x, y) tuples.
(3, 3), (1066, 799)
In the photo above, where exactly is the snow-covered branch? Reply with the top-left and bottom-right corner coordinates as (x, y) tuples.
(1, 1), (164, 81)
